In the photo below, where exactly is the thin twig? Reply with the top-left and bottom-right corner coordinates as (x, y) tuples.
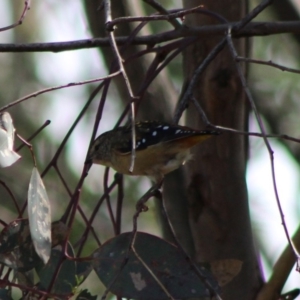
(75, 173), (120, 256)
(236, 56), (300, 74)
(16, 120), (50, 151)
(16, 134), (36, 167)
(226, 28), (300, 265)
(42, 80), (106, 177)
(115, 174), (124, 235)
(190, 97), (211, 126)
(54, 163), (102, 253)
(190, 96), (300, 144)
(100, 182), (162, 300)
(0, 72), (121, 113)
(135, 37), (197, 113)
(174, 37), (227, 123)
(0, 181), (21, 216)
(233, 0), (274, 32)
(109, 6), (226, 30)
(159, 192), (222, 299)
(131, 243), (176, 299)
(104, 0), (138, 174)
(216, 125), (300, 144)
(143, 0), (181, 29)
(103, 167), (117, 234)
(0, 0), (31, 32)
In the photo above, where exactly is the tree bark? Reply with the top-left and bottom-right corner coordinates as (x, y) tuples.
(182, 1), (263, 299)
(83, 0), (177, 122)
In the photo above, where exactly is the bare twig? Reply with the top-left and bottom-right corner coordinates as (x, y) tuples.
(131, 242), (176, 300)
(0, 71), (121, 112)
(236, 56), (300, 74)
(16, 134), (36, 167)
(100, 182), (162, 300)
(104, 0), (139, 173)
(103, 167), (117, 234)
(190, 97), (211, 126)
(0, 0), (31, 32)
(143, 0), (181, 29)
(216, 126), (300, 144)
(16, 120), (51, 151)
(226, 28), (300, 265)
(190, 96), (300, 144)
(108, 6), (227, 30)
(233, 0), (274, 32)
(174, 37), (227, 123)
(159, 192), (222, 299)
(75, 173), (121, 256)
(0, 181), (21, 216)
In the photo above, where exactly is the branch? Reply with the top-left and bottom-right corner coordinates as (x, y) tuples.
(0, 71), (121, 112)
(0, 0), (31, 32)
(256, 225), (300, 300)
(0, 21), (300, 53)
(227, 28), (300, 263)
(236, 57), (300, 74)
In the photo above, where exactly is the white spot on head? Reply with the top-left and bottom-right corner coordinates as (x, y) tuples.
(152, 131), (157, 136)
(163, 126), (169, 130)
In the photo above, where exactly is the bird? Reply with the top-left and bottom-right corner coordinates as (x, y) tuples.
(85, 121), (219, 182)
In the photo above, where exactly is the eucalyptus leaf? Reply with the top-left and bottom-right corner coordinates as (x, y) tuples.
(28, 167), (52, 264)
(93, 232), (219, 300)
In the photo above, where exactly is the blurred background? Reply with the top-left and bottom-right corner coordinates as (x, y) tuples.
(0, 0), (299, 298)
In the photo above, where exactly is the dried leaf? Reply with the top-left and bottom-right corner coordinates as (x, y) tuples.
(0, 112), (21, 168)
(37, 244), (76, 295)
(51, 221), (68, 246)
(0, 219), (69, 271)
(28, 167), (51, 264)
(0, 219), (41, 271)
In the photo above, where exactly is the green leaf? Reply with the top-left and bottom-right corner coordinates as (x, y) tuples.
(14, 269), (35, 287)
(28, 167), (52, 264)
(93, 232), (219, 300)
(0, 288), (12, 300)
(37, 244), (76, 295)
(36, 243), (93, 295)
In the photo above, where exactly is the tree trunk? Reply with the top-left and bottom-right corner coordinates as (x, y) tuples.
(182, 0), (263, 299)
